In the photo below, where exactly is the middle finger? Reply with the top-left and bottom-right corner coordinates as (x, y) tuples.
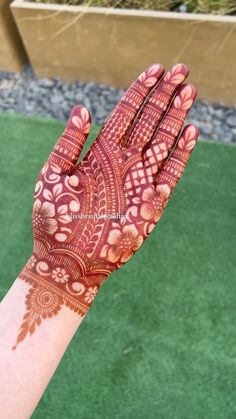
(127, 63), (189, 150)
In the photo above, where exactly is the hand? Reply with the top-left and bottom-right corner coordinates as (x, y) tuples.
(14, 63), (198, 348)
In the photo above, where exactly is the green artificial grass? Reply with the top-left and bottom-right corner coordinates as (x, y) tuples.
(0, 113), (236, 419)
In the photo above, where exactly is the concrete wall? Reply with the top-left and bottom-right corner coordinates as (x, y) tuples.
(0, 0), (27, 71)
(11, 3), (236, 103)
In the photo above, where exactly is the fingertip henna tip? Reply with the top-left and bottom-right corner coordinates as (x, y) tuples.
(138, 63), (165, 87)
(70, 104), (83, 115)
(68, 105), (91, 134)
(180, 124), (200, 151)
(148, 63), (165, 73)
(71, 105), (91, 120)
(179, 82), (196, 92)
(185, 123), (199, 136)
(177, 83), (197, 103)
(187, 83), (197, 97)
(173, 63), (189, 75)
(181, 63), (189, 74)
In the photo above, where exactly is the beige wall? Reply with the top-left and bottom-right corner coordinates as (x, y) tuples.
(0, 0), (27, 71)
(11, 4), (236, 104)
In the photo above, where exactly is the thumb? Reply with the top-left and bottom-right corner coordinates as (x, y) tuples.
(47, 105), (91, 173)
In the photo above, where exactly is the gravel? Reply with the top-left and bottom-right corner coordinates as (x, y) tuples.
(0, 64), (236, 144)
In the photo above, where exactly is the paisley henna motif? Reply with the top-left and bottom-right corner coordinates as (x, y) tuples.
(13, 64), (199, 349)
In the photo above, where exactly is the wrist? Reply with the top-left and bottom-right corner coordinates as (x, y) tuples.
(19, 251), (98, 317)
(15, 234), (112, 348)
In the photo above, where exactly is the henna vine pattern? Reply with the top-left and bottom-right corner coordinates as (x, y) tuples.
(13, 63), (199, 349)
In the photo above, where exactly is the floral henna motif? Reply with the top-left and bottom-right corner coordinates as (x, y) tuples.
(14, 64), (199, 349)
(140, 185), (171, 222)
(101, 224), (143, 264)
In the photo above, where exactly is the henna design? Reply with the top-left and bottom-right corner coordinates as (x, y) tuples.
(128, 64), (189, 150)
(13, 285), (63, 350)
(14, 64), (199, 349)
(143, 83), (197, 176)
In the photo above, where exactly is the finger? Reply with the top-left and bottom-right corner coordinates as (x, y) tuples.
(143, 84), (197, 177)
(100, 63), (164, 146)
(127, 63), (189, 150)
(154, 125), (199, 195)
(47, 105), (91, 173)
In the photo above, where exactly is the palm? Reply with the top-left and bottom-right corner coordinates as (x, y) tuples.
(33, 63), (197, 279)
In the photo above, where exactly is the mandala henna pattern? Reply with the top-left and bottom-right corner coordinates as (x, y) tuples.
(13, 63), (199, 349)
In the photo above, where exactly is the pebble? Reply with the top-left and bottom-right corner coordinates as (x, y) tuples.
(38, 78), (55, 88)
(199, 122), (213, 137)
(228, 127), (236, 143)
(0, 64), (235, 144)
(223, 133), (234, 143)
(214, 108), (224, 120)
(225, 113), (236, 128)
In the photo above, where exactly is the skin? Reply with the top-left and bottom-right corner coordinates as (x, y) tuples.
(0, 280), (83, 418)
(0, 62), (199, 419)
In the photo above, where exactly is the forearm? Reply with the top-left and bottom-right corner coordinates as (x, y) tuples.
(0, 276), (83, 419)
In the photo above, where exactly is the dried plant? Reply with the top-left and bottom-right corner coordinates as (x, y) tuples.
(32, 0), (236, 16)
